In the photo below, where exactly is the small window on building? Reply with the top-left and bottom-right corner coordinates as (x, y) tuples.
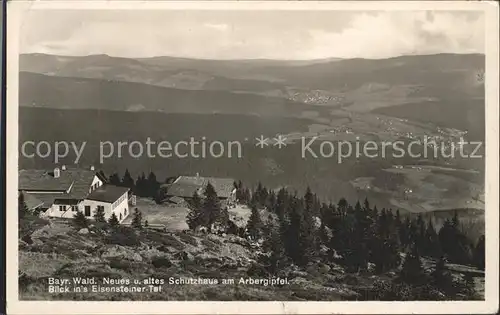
(59, 205), (66, 212)
(71, 206), (78, 212)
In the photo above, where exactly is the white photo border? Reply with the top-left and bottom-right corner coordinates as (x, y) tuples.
(5, 1), (499, 314)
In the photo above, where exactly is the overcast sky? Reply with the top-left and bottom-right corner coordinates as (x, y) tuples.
(20, 10), (484, 60)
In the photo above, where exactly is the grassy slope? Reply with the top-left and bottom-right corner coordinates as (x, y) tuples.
(19, 218), (354, 301)
(19, 72), (325, 116)
(19, 216), (484, 301)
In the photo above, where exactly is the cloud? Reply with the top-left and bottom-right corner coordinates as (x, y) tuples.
(302, 12), (484, 59)
(20, 10), (484, 59)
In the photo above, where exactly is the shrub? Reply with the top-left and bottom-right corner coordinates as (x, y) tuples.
(92, 221), (109, 232)
(367, 280), (447, 301)
(151, 256), (173, 268)
(73, 211), (89, 229)
(161, 235), (186, 251)
(109, 259), (135, 271)
(201, 239), (220, 251)
(178, 233), (198, 246)
(246, 263), (269, 277)
(106, 227), (141, 247)
(369, 280), (413, 301)
(93, 206), (106, 223)
(19, 216), (49, 240)
(131, 208), (143, 230)
(108, 213), (119, 228)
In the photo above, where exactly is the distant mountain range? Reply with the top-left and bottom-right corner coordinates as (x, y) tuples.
(19, 53), (485, 139)
(20, 53), (484, 97)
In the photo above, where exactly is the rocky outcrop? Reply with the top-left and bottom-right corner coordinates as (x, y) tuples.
(101, 245), (143, 262)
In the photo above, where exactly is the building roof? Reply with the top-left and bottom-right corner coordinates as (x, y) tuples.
(164, 183), (202, 198)
(163, 175), (235, 199)
(167, 196), (186, 204)
(30, 193), (67, 208)
(19, 168), (105, 200)
(21, 193), (44, 210)
(85, 185), (130, 203)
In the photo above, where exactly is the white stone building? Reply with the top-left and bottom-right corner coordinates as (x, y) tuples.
(19, 166), (132, 222)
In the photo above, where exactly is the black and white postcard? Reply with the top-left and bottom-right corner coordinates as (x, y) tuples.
(5, 1), (499, 314)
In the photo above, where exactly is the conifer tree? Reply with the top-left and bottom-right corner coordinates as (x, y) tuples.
(350, 200), (371, 271)
(452, 210), (459, 228)
(286, 196), (303, 264)
(424, 218), (440, 258)
(395, 209), (402, 228)
(318, 222), (330, 246)
(432, 256), (450, 286)
(108, 213), (119, 228)
(219, 206), (230, 231)
(473, 235), (485, 270)
(363, 197), (371, 212)
(337, 198), (348, 215)
(331, 204), (355, 267)
(131, 208), (143, 230)
(372, 205), (379, 219)
(266, 190), (277, 214)
(203, 182), (222, 231)
(264, 218), (286, 274)
(234, 180), (244, 201)
(109, 172), (121, 186)
(186, 191), (204, 230)
(275, 188), (288, 219)
(416, 214), (426, 249)
(370, 208), (401, 273)
(400, 244), (424, 284)
(247, 203), (263, 240)
(147, 171), (160, 198)
(122, 169), (135, 190)
(298, 187), (318, 265)
(242, 188), (251, 205)
(74, 211), (89, 229)
(399, 217), (411, 248)
(18, 192), (30, 220)
(439, 217), (473, 264)
(93, 206), (106, 223)
(135, 172), (147, 197)
(254, 182), (268, 208)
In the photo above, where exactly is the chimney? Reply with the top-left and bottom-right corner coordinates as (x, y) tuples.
(61, 165), (66, 171)
(90, 165), (95, 171)
(54, 167), (60, 178)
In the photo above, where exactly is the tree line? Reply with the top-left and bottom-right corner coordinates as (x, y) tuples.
(185, 180), (485, 299)
(105, 169), (161, 201)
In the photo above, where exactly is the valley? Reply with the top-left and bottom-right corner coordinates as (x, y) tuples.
(18, 53), (485, 218)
